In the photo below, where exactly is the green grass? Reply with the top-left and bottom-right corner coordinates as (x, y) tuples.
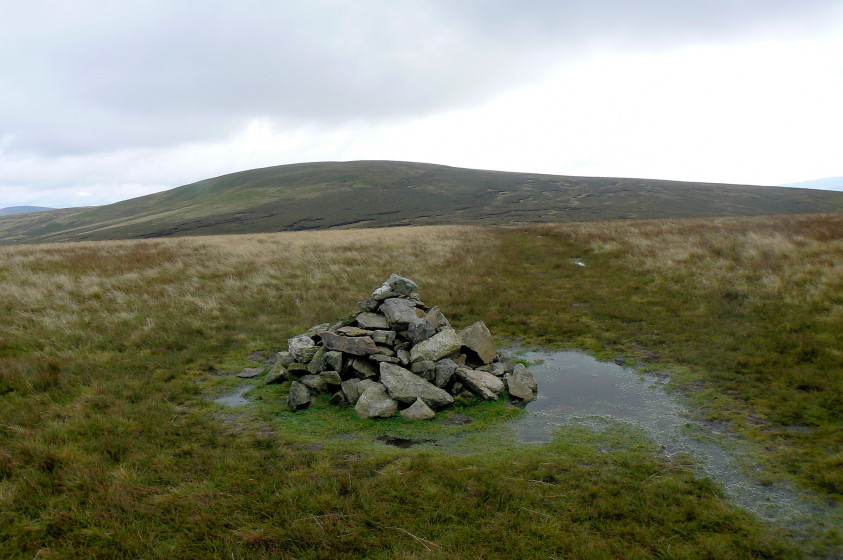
(1, 160), (841, 244)
(1, 216), (839, 558)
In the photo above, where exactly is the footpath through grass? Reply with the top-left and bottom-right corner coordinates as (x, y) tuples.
(0, 217), (839, 558)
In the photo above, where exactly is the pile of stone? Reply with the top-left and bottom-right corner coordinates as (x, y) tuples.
(265, 274), (537, 420)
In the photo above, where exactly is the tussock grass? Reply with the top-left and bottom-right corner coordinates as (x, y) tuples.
(1, 216), (838, 558)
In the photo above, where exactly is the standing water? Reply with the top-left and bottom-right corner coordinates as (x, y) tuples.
(213, 385), (252, 407)
(506, 347), (840, 554)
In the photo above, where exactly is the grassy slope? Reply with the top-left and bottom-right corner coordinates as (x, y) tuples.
(1, 216), (840, 558)
(1, 160), (842, 245)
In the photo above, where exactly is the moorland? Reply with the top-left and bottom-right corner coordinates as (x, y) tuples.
(1, 160), (842, 245)
(1, 211), (841, 559)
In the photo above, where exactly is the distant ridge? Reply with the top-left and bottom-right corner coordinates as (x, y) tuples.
(783, 177), (843, 191)
(1, 160), (841, 245)
(0, 206), (53, 215)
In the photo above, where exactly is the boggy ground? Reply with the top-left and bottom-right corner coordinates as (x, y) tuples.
(0, 215), (840, 558)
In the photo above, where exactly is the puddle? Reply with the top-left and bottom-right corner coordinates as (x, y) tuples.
(506, 347), (841, 553)
(375, 435), (435, 448)
(214, 385), (252, 407)
(509, 350), (678, 443)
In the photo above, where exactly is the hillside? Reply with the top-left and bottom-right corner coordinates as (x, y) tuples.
(1, 160), (842, 244)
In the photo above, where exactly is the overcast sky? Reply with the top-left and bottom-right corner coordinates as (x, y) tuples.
(2, 1), (842, 208)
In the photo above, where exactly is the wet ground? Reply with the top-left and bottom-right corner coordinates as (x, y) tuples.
(213, 385), (252, 407)
(375, 435), (435, 448)
(210, 349), (840, 554)
(505, 347), (840, 553)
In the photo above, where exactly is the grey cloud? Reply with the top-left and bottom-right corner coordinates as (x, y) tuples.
(436, 1), (840, 45)
(1, 0), (840, 156)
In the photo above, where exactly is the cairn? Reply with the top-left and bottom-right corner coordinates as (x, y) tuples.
(266, 274), (537, 420)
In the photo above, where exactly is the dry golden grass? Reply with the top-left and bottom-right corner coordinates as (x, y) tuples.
(541, 214), (843, 304)
(0, 225), (480, 355)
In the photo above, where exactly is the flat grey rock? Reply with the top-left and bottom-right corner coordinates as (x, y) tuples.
(286, 381), (311, 410)
(459, 321), (497, 364)
(319, 331), (379, 355)
(325, 351), (343, 372)
(372, 330), (397, 345)
(350, 357), (377, 378)
(303, 322), (331, 337)
(380, 298), (419, 330)
(277, 351), (296, 368)
(371, 273), (419, 301)
(288, 335), (317, 363)
(400, 397), (436, 421)
(356, 379), (377, 393)
(370, 354), (401, 364)
(434, 358), (458, 388)
(357, 297), (379, 312)
(455, 367), (505, 400)
(337, 326), (373, 337)
(286, 363), (309, 379)
(341, 379), (361, 405)
(300, 374), (329, 393)
(424, 306), (450, 329)
(319, 370), (342, 386)
(307, 347), (328, 374)
(506, 363), (537, 401)
(375, 345), (396, 357)
(356, 312), (390, 330)
(410, 327), (463, 363)
(236, 367), (264, 379)
(408, 317), (435, 345)
(355, 384), (398, 418)
(411, 360), (436, 382)
(264, 364), (286, 385)
(380, 362), (454, 408)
